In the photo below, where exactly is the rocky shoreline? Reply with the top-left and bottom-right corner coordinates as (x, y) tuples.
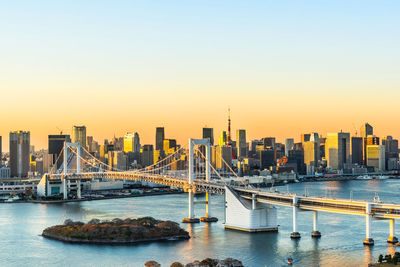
(42, 217), (190, 245)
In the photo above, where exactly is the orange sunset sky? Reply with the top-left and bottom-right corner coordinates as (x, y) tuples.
(1, 1), (399, 150)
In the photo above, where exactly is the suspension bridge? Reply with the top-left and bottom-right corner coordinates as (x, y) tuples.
(37, 138), (400, 246)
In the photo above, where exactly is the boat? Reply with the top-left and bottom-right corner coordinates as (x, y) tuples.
(287, 257), (294, 265)
(377, 175), (390, 180)
(356, 175), (372, 180)
(5, 195), (20, 202)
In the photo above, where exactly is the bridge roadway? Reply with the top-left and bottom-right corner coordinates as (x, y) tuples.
(48, 172), (400, 219)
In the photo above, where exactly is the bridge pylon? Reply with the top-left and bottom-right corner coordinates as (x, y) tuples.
(290, 196), (301, 239)
(387, 219), (398, 244)
(363, 203), (374, 246)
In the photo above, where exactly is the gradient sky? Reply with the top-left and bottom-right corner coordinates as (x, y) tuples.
(1, 1), (399, 150)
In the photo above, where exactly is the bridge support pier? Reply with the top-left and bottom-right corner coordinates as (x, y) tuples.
(363, 203), (374, 246)
(290, 196), (301, 239)
(62, 178), (68, 200)
(311, 211), (321, 238)
(182, 138), (200, 223)
(387, 219), (398, 244)
(201, 192), (218, 222)
(76, 180), (81, 199)
(224, 186), (278, 232)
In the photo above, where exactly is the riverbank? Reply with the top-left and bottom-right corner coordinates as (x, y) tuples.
(42, 217), (190, 245)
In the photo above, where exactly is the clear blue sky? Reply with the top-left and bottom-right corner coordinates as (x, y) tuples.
(0, 1), (399, 149)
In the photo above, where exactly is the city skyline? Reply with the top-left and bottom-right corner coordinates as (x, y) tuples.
(1, 1), (400, 150)
(0, 119), (398, 152)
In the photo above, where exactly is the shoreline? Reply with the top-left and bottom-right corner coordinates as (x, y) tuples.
(1, 191), (184, 204)
(42, 232), (190, 245)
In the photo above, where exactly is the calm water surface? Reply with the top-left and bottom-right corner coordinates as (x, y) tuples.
(1, 179), (400, 267)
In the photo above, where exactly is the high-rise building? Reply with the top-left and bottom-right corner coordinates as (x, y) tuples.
(202, 127), (214, 145)
(155, 127), (165, 151)
(9, 131), (30, 177)
(366, 145), (385, 171)
(351, 137), (363, 165)
(72, 126), (86, 149)
(48, 135), (71, 168)
(218, 131), (227, 146)
(124, 132), (141, 153)
(360, 123), (373, 138)
(325, 132), (351, 170)
(163, 139), (177, 155)
(259, 149), (276, 170)
(303, 133), (320, 168)
(140, 145), (154, 167)
(213, 145), (232, 169)
(262, 137), (276, 149)
(382, 136), (399, 170)
(285, 138), (294, 157)
(236, 129), (247, 159)
(360, 123), (373, 164)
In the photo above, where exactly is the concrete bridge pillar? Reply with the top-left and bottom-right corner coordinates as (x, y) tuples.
(291, 196), (301, 239)
(62, 178), (68, 200)
(76, 180), (81, 199)
(63, 142), (68, 200)
(183, 138), (199, 223)
(387, 219), (398, 244)
(363, 203), (374, 246)
(311, 211), (321, 238)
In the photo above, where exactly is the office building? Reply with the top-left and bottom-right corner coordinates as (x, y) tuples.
(140, 145), (154, 167)
(48, 135), (71, 168)
(163, 139), (177, 155)
(72, 126), (86, 149)
(325, 132), (350, 170)
(285, 138), (294, 157)
(213, 145), (232, 170)
(360, 123), (373, 138)
(303, 133), (320, 168)
(236, 129), (247, 158)
(155, 127), (165, 151)
(124, 132), (141, 153)
(351, 137), (363, 165)
(262, 137), (275, 149)
(202, 127), (214, 145)
(218, 131), (227, 146)
(260, 149), (276, 170)
(366, 145), (385, 171)
(9, 131), (30, 177)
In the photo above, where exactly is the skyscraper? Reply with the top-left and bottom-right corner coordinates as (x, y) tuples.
(303, 133), (320, 168)
(360, 123), (373, 138)
(48, 135), (71, 168)
(124, 132), (141, 153)
(218, 131), (227, 146)
(366, 145), (385, 171)
(360, 123), (373, 164)
(72, 126), (87, 149)
(285, 138), (294, 157)
(202, 127), (214, 145)
(236, 129), (247, 158)
(351, 137), (363, 165)
(155, 127), (165, 151)
(262, 137), (276, 149)
(325, 132), (350, 170)
(9, 131), (30, 177)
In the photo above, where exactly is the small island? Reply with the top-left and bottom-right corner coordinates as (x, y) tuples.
(42, 217), (190, 244)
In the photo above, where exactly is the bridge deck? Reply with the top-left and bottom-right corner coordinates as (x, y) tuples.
(47, 172), (400, 219)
